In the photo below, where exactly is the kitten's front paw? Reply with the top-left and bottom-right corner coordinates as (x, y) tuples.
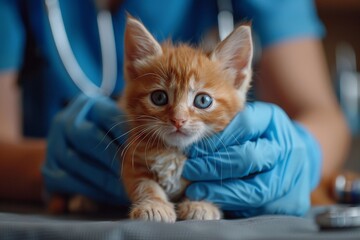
(130, 200), (176, 223)
(177, 200), (222, 220)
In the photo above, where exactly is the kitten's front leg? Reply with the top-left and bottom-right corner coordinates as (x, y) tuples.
(129, 179), (176, 223)
(122, 148), (177, 223)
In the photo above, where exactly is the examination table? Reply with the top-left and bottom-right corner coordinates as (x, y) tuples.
(0, 205), (359, 240)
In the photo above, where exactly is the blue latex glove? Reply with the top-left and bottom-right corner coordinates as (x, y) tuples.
(42, 94), (129, 205)
(183, 102), (322, 217)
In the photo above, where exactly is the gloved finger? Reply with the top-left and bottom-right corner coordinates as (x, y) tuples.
(185, 102), (277, 156)
(58, 94), (91, 121)
(185, 171), (288, 211)
(45, 106), (128, 205)
(56, 147), (125, 201)
(225, 170), (311, 217)
(87, 97), (128, 144)
(214, 102), (275, 144)
(42, 163), (127, 205)
(50, 120), (121, 190)
(64, 119), (121, 175)
(186, 179), (270, 211)
(183, 138), (281, 181)
(44, 124), (119, 204)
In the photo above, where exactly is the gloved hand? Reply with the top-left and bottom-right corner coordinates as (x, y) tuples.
(183, 102), (322, 217)
(42, 94), (129, 205)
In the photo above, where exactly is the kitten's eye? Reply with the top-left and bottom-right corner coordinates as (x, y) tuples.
(151, 90), (168, 106)
(194, 93), (213, 109)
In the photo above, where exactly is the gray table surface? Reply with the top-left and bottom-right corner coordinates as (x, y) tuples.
(0, 206), (359, 240)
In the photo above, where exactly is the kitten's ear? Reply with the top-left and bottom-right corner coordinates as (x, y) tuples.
(124, 16), (162, 78)
(210, 25), (253, 97)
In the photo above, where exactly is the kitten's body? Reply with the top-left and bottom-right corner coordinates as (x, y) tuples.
(120, 17), (253, 222)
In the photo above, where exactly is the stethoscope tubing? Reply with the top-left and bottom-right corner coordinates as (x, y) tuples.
(45, 0), (117, 97)
(45, 0), (234, 96)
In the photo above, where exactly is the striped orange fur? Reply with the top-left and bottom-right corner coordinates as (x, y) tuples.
(120, 16), (253, 222)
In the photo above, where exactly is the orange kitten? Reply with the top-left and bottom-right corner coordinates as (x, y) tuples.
(120, 17), (253, 222)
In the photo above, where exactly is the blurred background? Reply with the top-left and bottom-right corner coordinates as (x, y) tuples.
(316, 0), (360, 172)
(0, 0), (358, 213)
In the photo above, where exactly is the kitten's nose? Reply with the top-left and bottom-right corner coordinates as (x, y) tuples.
(170, 118), (187, 129)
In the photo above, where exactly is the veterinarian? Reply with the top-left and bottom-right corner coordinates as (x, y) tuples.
(0, 0), (349, 216)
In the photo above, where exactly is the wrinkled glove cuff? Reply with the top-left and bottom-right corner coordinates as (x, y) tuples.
(294, 122), (323, 190)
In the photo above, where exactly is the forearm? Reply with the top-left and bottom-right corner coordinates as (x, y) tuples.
(296, 106), (350, 204)
(0, 139), (46, 202)
(294, 107), (349, 181)
(258, 39), (350, 182)
(0, 71), (46, 202)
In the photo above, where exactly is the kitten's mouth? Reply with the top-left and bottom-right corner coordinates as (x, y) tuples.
(170, 129), (188, 137)
(164, 127), (201, 149)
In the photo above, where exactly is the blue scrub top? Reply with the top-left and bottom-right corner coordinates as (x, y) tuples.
(0, 0), (324, 137)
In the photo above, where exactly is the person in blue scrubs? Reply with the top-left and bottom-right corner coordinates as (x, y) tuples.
(0, 0), (350, 216)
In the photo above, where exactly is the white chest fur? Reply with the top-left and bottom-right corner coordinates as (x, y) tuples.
(150, 151), (188, 201)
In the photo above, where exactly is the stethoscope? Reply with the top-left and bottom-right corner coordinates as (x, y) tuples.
(45, 0), (235, 97)
(45, 0), (117, 97)
(217, 0), (234, 41)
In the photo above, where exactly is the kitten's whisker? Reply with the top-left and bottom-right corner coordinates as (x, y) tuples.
(127, 131), (150, 171)
(155, 128), (163, 155)
(144, 127), (163, 172)
(121, 127), (150, 161)
(228, 133), (244, 179)
(161, 132), (171, 149)
(97, 118), (155, 149)
(205, 129), (232, 184)
(119, 147), (125, 177)
(123, 125), (160, 160)
(202, 134), (216, 172)
(131, 126), (158, 170)
(199, 138), (210, 170)
(134, 115), (160, 120)
(118, 128), (151, 178)
(105, 123), (155, 150)
(96, 120), (129, 149)
(198, 130), (223, 181)
(114, 114), (169, 172)
(120, 130), (146, 160)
